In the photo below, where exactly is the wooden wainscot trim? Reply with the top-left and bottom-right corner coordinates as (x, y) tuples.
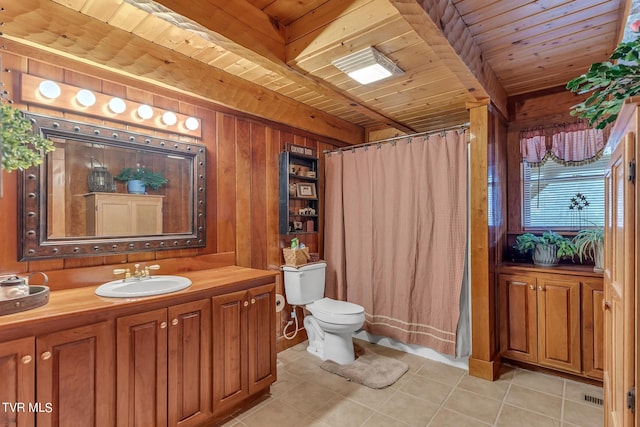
(39, 252), (236, 291)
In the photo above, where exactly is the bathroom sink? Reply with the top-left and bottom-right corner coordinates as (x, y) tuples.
(95, 275), (192, 298)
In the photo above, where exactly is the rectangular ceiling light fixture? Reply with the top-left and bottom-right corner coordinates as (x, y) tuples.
(332, 47), (404, 85)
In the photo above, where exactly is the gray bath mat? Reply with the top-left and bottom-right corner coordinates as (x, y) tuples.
(320, 344), (408, 389)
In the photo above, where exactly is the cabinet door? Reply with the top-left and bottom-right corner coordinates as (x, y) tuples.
(603, 132), (635, 426)
(247, 284), (277, 394)
(537, 276), (581, 373)
(168, 300), (211, 427)
(211, 290), (248, 413)
(36, 321), (114, 427)
(117, 309), (167, 427)
(96, 198), (132, 236)
(132, 198), (163, 234)
(0, 337), (35, 427)
(582, 278), (604, 379)
(498, 274), (537, 363)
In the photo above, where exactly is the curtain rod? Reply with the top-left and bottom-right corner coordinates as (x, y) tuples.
(323, 122), (470, 154)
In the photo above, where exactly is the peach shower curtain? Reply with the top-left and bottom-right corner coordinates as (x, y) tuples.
(324, 131), (468, 356)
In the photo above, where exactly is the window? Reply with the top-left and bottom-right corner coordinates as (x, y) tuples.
(522, 152), (610, 229)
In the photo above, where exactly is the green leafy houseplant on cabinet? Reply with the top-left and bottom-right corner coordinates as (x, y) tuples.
(573, 227), (604, 272)
(514, 231), (577, 267)
(1, 104), (55, 171)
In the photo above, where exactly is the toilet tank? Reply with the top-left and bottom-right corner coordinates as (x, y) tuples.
(282, 261), (326, 305)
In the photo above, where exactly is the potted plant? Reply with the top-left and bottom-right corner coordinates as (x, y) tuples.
(1, 104), (55, 171)
(114, 166), (168, 194)
(514, 231), (577, 267)
(573, 227), (604, 272)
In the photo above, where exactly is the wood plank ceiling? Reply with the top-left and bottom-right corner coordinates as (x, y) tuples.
(0, 0), (629, 144)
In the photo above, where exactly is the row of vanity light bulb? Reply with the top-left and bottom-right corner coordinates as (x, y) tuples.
(38, 80), (200, 131)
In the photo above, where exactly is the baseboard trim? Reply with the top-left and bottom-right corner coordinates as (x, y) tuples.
(469, 356), (501, 381)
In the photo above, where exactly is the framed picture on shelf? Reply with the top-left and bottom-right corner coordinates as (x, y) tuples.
(296, 182), (317, 198)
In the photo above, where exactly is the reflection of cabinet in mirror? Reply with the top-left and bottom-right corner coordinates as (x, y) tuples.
(84, 193), (163, 236)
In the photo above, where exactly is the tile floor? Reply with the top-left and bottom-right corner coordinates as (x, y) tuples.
(219, 339), (604, 427)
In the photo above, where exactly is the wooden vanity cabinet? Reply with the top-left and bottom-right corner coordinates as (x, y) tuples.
(499, 266), (603, 379)
(116, 299), (211, 427)
(0, 322), (114, 427)
(212, 283), (276, 415)
(0, 267), (278, 427)
(0, 337), (35, 427)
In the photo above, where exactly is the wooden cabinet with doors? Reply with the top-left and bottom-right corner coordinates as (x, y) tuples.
(602, 100), (638, 426)
(499, 264), (603, 378)
(84, 192), (163, 236)
(212, 283), (276, 415)
(0, 322), (114, 427)
(0, 267), (277, 427)
(116, 299), (211, 427)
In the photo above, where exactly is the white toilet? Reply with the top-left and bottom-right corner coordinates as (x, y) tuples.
(282, 261), (365, 364)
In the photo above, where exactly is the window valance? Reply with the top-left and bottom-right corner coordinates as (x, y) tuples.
(520, 121), (609, 166)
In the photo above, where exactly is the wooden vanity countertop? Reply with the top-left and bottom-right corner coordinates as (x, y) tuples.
(0, 266), (279, 340)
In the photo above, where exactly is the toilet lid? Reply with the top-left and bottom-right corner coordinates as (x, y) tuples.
(311, 298), (364, 316)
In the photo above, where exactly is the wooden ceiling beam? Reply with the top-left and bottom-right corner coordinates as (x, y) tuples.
(1, 0), (364, 144)
(153, 0), (287, 65)
(144, 0), (416, 135)
(148, 0), (415, 135)
(389, 0), (508, 118)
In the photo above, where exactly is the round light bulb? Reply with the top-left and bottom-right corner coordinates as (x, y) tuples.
(76, 89), (96, 107)
(38, 80), (61, 99)
(108, 97), (126, 114)
(162, 111), (177, 126)
(137, 104), (154, 120)
(185, 117), (199, 131)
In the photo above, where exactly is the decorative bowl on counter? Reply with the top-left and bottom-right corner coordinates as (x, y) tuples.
(0, 285), (50, 316)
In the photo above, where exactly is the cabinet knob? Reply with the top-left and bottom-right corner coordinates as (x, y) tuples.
(243, 300), (249, 307)
(41, 351), (52, 361)
(21, 355), (32, 364)
(538, 286), (545, 291)
(251, 298), (256, 305)
(529, 285), (535, 290)
(171, 318), (179, 326)
(160, 321), (167, 329)
(602, 300), (612, 311)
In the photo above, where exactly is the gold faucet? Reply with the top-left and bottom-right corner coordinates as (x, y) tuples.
(133, 264), (160, 279)
(113, 264), (160, 281)
(112, 268), (131, 282)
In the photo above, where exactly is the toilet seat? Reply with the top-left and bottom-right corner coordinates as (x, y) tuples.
(307, 297), (364, 324)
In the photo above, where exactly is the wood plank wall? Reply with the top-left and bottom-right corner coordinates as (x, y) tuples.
(0, 49), (347, 350)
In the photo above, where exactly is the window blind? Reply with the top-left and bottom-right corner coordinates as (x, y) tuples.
(522, 153), (610, 229)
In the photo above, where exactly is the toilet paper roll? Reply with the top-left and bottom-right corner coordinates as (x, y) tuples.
(275, 294), (286, 313)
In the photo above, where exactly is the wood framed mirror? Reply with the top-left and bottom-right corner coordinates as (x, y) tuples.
(19, 112), (206, 260)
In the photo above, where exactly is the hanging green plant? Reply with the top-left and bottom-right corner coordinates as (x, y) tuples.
(1, 104), (55, 171)
(566, 20), (640, 129)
